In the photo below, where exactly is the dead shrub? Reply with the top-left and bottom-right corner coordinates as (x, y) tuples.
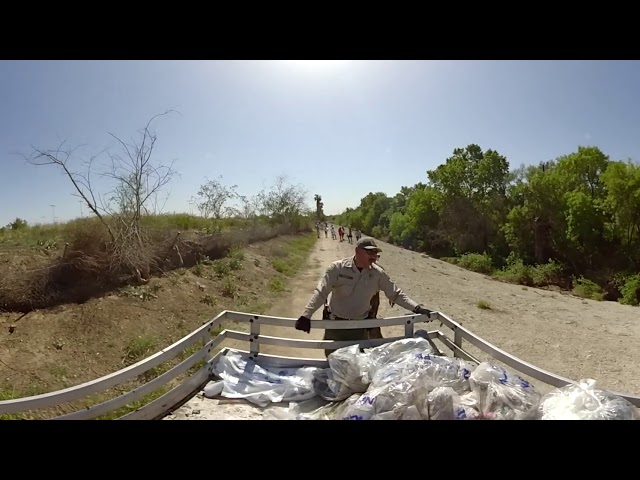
(0, 219), (312, 313)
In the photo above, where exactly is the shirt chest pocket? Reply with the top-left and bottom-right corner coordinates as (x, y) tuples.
(335, 273), (356, 295)
(361, 272), (379, 297)
(335, 272), (378, 298)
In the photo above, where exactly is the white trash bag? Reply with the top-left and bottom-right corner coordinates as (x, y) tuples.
(427, 387), (481, 420)
(341, 369), (431, 420)
(371, 351), (477, 394)
(312, 368), (358, 402)
(264, 394), (361, 420)
(539, 379), (640, 420)
(365, 337), (434, 372)
(468, 362), (541, 420)
(210, 352), (320, 407)
(327, 344), (371, 393)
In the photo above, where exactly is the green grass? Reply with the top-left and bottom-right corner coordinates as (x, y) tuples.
(0, 213), (311, 249)
(456, 253), (494, 275)
(123, 335), (158, 365)
(270, 234), (316, 276)
(477, 300), (492, 310)
(269, 278), (286, 293)
(94, 387), (171, 420)
(619, 274), (640, 306)
(0, 384), (52, 420)
(0, 387), (26, 420)
(443, 252), (574, 294)
(571, 276), (605, 301)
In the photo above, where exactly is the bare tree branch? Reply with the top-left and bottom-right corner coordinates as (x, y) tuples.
(22, 143), (116, 241)
(20, 110), (181, 283)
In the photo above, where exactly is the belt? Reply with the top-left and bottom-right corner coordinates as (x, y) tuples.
(331, 314), (373, 321)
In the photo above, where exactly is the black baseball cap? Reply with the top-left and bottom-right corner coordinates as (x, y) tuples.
(356, 237), (382, 253)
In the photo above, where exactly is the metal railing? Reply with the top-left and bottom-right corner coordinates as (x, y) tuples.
(0, 309), (638, 420)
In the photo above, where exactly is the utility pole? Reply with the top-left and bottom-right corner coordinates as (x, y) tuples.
(50, 204), (56, 224)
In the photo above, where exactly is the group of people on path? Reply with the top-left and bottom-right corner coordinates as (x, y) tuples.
(316, 222), (362, 244)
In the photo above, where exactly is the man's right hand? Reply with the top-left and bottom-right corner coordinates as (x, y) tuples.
(295, 316), (311, 333)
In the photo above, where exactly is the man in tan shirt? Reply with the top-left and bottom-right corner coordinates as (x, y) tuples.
(295, 237), (433, 356)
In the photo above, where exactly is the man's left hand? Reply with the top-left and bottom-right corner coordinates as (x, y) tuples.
(413, 305), (434, 319)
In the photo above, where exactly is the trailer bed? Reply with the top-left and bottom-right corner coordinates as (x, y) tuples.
(1, 309), (638, 419)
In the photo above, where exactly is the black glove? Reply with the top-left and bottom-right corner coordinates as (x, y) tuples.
(413, 305), (433, 318)
(295, 316), (311, 333)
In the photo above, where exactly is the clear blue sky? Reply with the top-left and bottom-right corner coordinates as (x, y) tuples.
(2, 60), (640, 226)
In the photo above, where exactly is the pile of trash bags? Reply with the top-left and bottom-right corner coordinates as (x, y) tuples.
(207, 337), (640, 420)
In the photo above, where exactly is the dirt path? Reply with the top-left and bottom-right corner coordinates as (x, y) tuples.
(165, 235), (640, 419)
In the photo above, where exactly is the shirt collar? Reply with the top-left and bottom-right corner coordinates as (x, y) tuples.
(346, 255), (371, 272)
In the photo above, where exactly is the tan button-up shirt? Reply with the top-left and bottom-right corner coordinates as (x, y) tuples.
(302, 256), (419, 320)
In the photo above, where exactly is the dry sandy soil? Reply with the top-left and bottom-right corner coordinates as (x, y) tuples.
(166, 235), (640, 420)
